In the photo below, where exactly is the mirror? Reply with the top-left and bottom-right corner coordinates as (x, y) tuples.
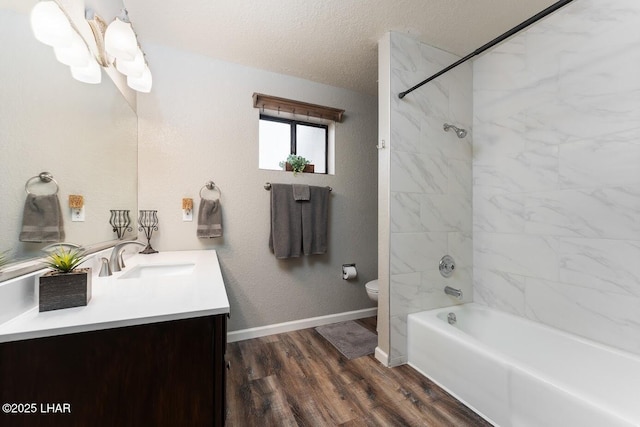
(0, 3), (138, 278)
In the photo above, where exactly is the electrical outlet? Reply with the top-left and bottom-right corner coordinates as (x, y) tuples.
(183, 209), (193, 222)
(71, 207), (85, 222)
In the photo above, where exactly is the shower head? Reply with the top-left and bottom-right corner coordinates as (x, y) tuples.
(443, 123), (467, 139)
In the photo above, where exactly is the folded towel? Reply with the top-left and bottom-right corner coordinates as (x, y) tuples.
(292, 184), (310, 201)
(19, 194), (65, 242)
(269, 184), (303, 258)
(197, 198), (223, 238)
(302, 186), (330, 255)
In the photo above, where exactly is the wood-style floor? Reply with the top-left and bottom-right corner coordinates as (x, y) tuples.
(226, 317), (490, 426)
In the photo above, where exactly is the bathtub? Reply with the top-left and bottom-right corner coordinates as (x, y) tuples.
(407, 303), (640, 427)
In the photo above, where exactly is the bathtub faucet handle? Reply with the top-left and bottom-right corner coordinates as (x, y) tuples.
(439, 255), (456, 278)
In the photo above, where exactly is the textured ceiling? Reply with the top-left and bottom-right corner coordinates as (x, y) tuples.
(9, 0), (561, 95)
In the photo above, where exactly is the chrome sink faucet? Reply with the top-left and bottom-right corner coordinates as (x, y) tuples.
(109, 241), (146, 273)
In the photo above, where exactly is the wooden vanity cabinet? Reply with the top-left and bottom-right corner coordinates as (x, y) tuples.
(0, 314), (227, 427)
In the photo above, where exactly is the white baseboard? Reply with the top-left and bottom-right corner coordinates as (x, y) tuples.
(227, 307), (378, 343)
(374, 346), (389, 366)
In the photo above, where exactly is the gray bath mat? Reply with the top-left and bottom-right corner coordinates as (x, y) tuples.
(315, 320), (377, 360)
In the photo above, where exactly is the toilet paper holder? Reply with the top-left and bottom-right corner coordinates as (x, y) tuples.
(342, 263), (357, 280)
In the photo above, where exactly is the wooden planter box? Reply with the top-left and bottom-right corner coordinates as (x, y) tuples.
(39, 268), (92, 312)
(285, 163), (314, 173)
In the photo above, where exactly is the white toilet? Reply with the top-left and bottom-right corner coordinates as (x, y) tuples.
(365, 279), (379, 303)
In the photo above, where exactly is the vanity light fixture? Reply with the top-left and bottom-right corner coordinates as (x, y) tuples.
(104, 7), (153, 92)
(29, 1), (152, 92)
(30, 0), (100, 84)
(30, 0), (73, 47)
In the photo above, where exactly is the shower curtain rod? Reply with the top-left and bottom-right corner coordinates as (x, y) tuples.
(398, 0), (575, 99)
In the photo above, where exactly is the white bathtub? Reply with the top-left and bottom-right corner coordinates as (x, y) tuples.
(407, 303), (640, 427)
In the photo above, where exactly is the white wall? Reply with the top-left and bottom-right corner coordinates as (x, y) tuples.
(137, 44), (378, 332)
(385, 32), (473, 365)
(473, 0), (640, 355)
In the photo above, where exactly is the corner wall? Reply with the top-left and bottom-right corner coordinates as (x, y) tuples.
(385, 32), (473, 365)
(473, 0), (640, 355)
(137, 44), (378, 332)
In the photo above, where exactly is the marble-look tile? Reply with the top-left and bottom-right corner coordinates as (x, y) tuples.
(390, 108), (420, 153)
(390, 151), (448, 194)
(448, 159), (472, 195)
(390, 232), (447, 275)
(473, 232), (558, 282)
(549, 237), (640, 297)
(474, 37), (527, 91)
(524, 187), (640, 240)
(524, 278), (640, 355)
(473, 187), (526, 233)
(420, 194), (472, 233)
(390, 192), (423, 233)
(473, 144), (558, 193)
(390, 32), (421, 73)
(389, 315), (408, 364)
(559, 139), (640, 189)
(443, 62), (473, 128)
(472, 114), (526, 161)
(390, 272), (421, 317)
(473, 268), (526, 317)
(448, 231), (472, 268)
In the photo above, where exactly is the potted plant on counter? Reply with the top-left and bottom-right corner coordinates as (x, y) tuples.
(279, 154), (314, 175)
(39, 246), (92, 312)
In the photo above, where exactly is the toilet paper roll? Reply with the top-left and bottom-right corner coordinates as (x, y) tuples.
(342, 266), (357, 280)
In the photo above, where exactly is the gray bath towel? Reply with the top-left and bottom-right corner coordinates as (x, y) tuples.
(292, 184), (310, 201)
(197, 198), (223, 238)
(269, 184), (303, 258)
(302, 186), (330, 255)
(19, 194), (65, 242)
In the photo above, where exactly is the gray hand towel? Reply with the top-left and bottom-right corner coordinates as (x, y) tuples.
(302, 186), (330, 255)
(19, 194), (65, 243)
(197, 198), (223, 238)
(292, 184), (310, 201)
(269, 184), (303, 258)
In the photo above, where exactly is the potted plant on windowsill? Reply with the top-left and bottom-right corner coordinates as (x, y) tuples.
(39, 246), (92, 312)
(279, 154), (314, 175)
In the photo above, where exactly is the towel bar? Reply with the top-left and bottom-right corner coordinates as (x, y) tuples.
(264, 182), (332, 191)
(25, 172), (59, 195)
(200, 181), (221, 199)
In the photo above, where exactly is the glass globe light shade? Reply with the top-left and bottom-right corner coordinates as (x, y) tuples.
(70, 59), (101, 84)
(104, 18), (138, 61)
(54, 31), (91, 67)
(127, 64), (152, 93)
(30, 0), (73, 47)
(115, 48), (145, 77)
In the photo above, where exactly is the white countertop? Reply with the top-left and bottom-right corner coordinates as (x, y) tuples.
(0, 250), (230, 344)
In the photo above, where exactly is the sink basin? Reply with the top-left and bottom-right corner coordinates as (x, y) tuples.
(118, 263), (196, 280)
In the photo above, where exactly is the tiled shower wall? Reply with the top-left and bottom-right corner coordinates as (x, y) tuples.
(388, 32), (472, 365)
(473, 0), (640, 355)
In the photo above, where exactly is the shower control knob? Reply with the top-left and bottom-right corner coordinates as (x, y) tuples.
(439, 255), (456, 278)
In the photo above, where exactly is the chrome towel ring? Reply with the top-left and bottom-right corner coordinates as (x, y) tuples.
(200, 181), (221, 199)
(25, 172), (59, 195)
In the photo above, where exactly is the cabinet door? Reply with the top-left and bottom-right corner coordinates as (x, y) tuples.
(0, 315), (225, 427)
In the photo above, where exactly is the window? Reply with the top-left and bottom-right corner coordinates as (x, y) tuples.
(259, 114), (328, 174)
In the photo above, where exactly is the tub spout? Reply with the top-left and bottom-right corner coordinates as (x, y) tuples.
(444, 286), (463, 299)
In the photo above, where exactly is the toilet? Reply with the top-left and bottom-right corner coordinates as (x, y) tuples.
(365, 279), (379, 303)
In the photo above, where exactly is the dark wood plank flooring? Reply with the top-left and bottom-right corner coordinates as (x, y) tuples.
(226, 317), (490, 426)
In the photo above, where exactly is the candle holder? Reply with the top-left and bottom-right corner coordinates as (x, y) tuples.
(109, 210), (132, 240)
(138, 210), (159, 254)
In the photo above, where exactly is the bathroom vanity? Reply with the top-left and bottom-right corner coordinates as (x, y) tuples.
(0, 250), (229, 426)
